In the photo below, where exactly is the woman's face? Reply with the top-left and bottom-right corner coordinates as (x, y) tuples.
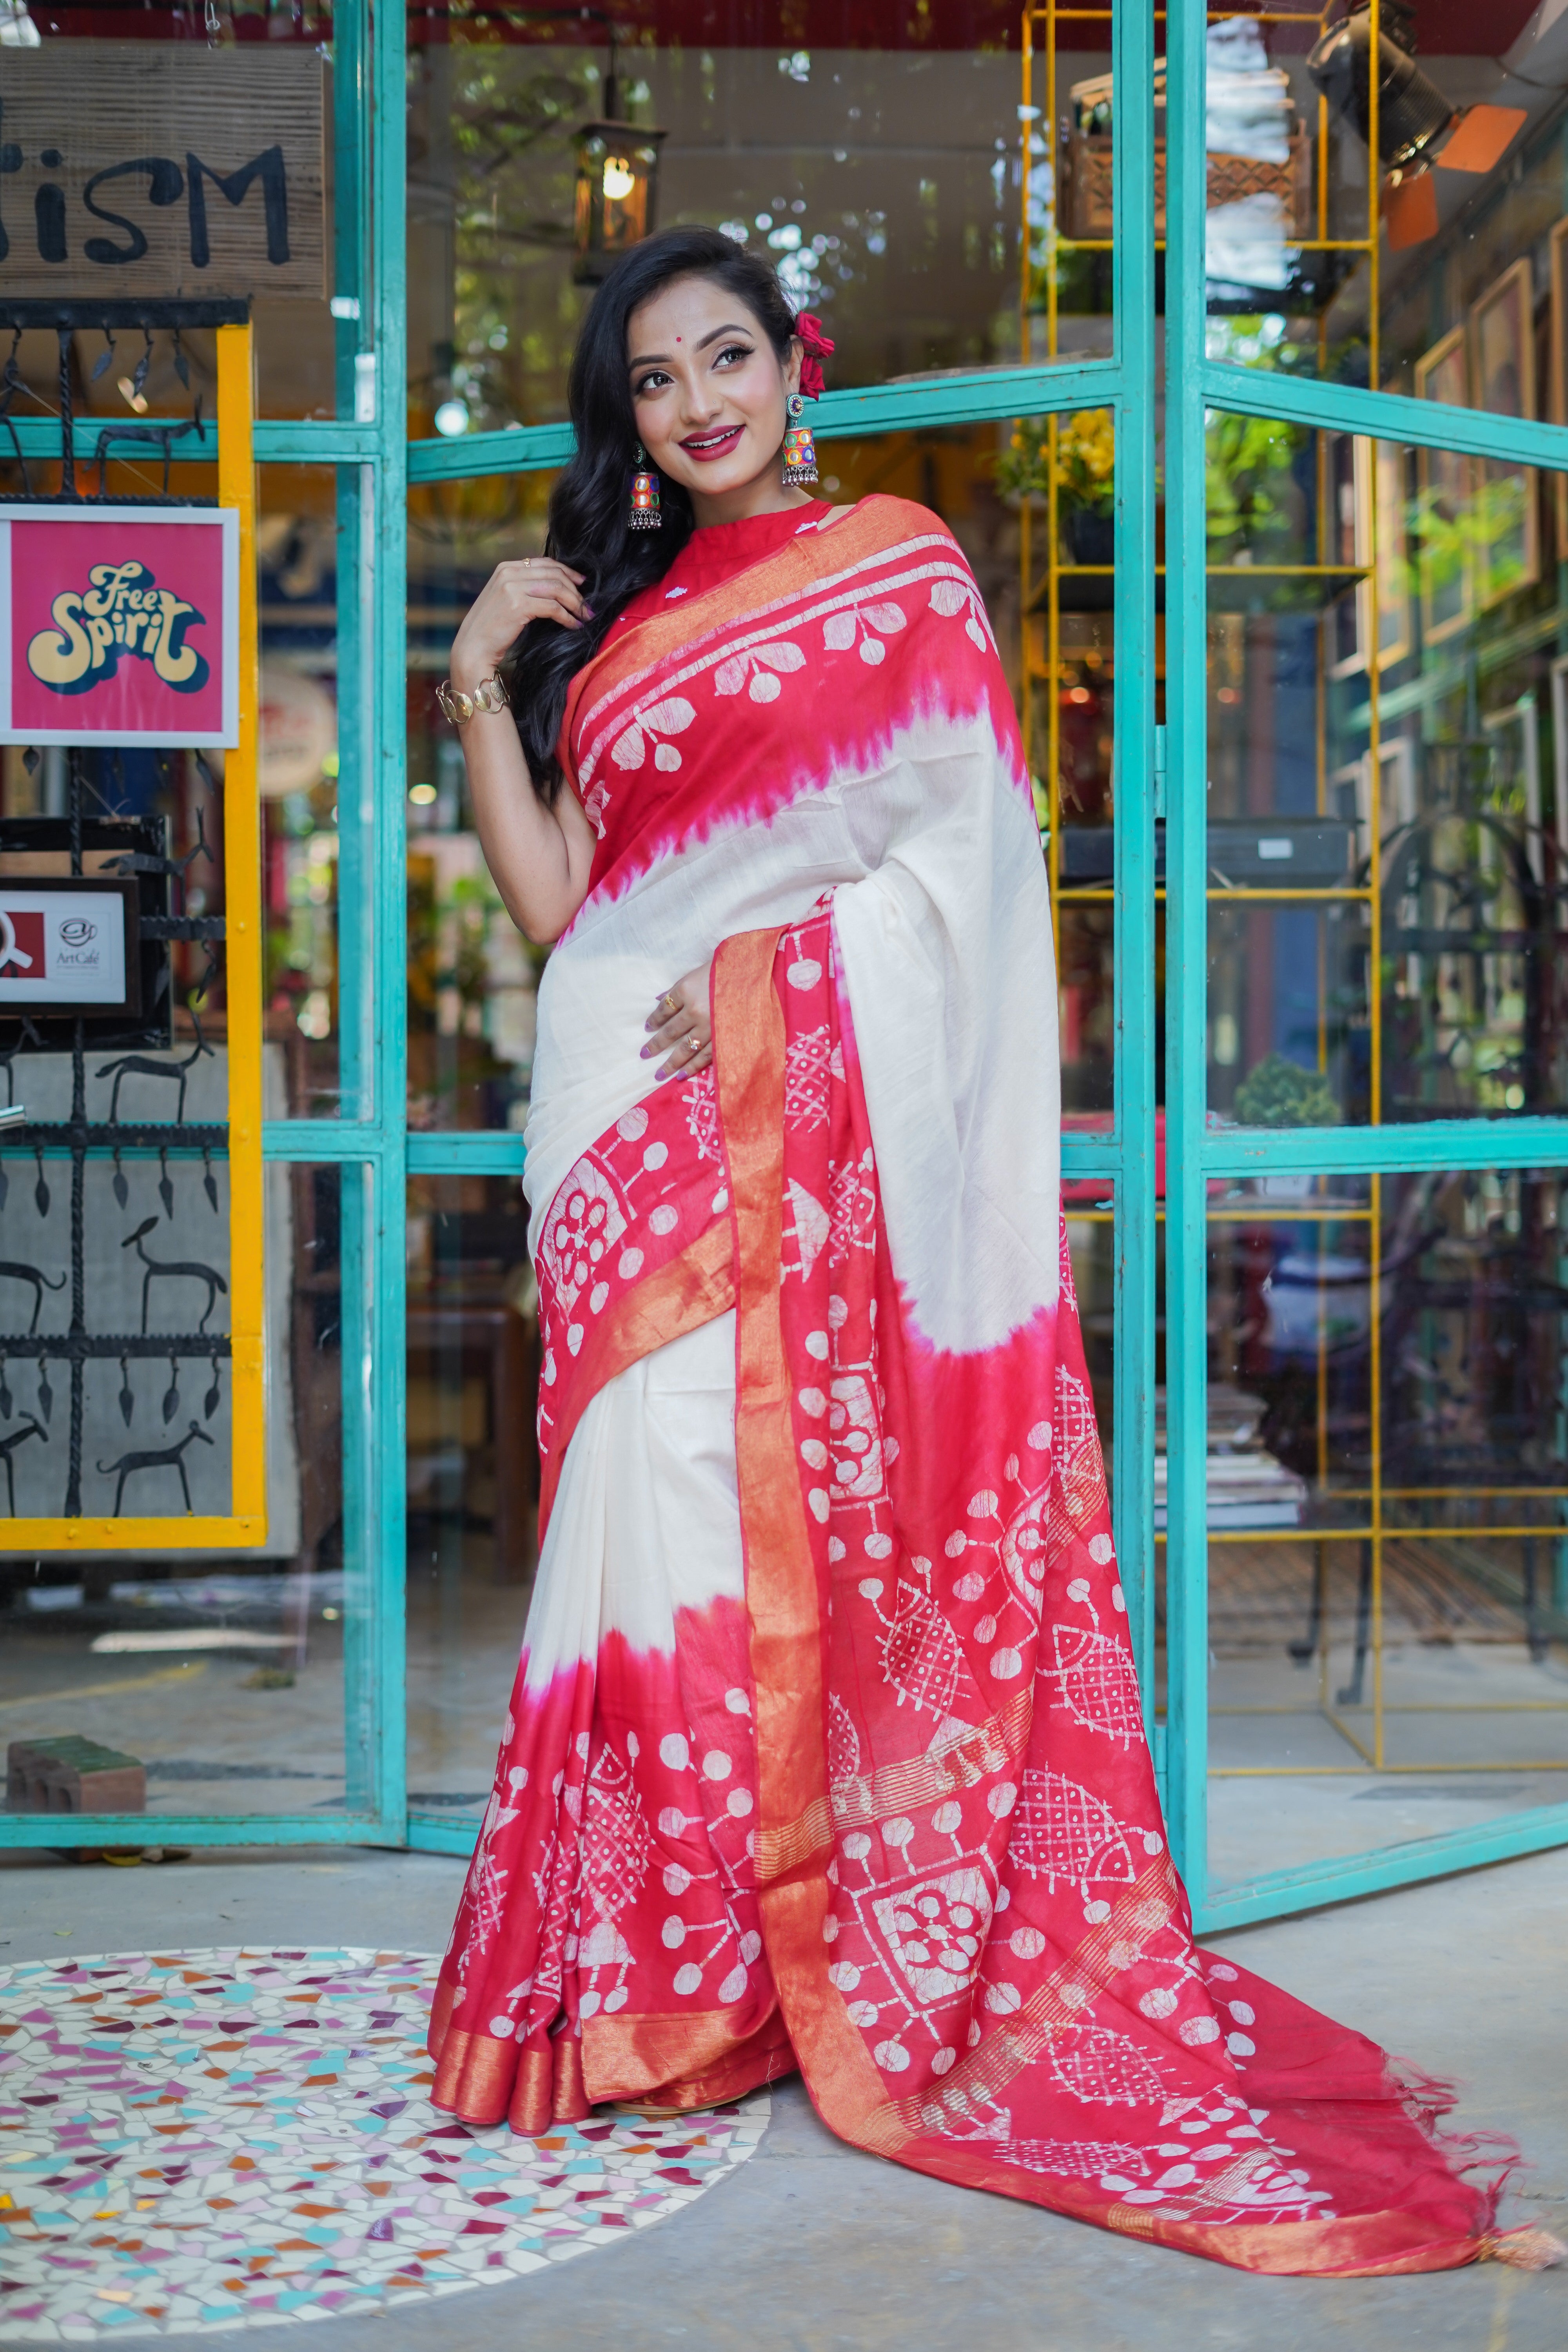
(626, 273), (801, 502)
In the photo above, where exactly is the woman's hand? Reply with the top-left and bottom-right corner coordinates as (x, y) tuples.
(450, 557), (589, 694)
(642, 962), (713, 1080)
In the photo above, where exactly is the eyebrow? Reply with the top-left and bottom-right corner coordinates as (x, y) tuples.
(628, 322), (755, 370)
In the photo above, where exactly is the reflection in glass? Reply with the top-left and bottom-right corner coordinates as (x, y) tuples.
(409, 28), (1041, 435)
(261, 474), (350, 1118)
(1203, 1169), (1568, 1886)
(1201, 1), (1562, 402)
(1206, 417), (1568, 1123)
(406, 1175), (537, 1818)
(0, 1166), (348, 1816)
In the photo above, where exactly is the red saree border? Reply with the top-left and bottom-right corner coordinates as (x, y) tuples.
(582, 2002), (794, 2108)
(538, 1221), (735, 1535)
(711, 924), (913, 2157)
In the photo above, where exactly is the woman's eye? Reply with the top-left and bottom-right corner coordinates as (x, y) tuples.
(635, 369), (672, 394)
(715, 344), (753, 368)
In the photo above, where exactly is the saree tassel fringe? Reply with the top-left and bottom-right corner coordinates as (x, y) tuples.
(1485, 2228), (1567, 2269)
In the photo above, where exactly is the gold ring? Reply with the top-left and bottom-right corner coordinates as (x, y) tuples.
(687, 1032), (701, 1052)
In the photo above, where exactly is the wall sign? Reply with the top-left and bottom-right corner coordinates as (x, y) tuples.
(0, 504), (240, 746)
(0, 44), (324, 299)
(0, 876), (139, 1011)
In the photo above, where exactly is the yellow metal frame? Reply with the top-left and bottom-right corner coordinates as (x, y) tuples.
(9, 321), (267, 1550)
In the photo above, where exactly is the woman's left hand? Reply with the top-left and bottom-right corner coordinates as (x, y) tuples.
(642, 962), (713, 1080)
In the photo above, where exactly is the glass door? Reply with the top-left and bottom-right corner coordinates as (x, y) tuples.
(1163, 0), (1568, 1929)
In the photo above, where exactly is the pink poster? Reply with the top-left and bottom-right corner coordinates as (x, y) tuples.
(0, 504), (240, 747)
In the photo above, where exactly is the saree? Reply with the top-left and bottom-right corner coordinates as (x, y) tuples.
(428, 494), (1528, 2274)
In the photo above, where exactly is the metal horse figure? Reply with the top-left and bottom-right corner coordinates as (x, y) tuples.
(96, 1007), (215, 1127)
(0, 1413), (45, 1512)
(0, 1261), (66, 1335)
(122, 1219), (227, 1335)
(97, 1420), (213, 1516)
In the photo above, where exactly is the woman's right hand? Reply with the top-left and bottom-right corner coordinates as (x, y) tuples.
(450, 557), (589, 694)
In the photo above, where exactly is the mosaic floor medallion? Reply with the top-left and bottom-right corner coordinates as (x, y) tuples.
(0, 1948), (770, 2340)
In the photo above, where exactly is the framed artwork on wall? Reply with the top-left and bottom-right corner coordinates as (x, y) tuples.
(1468, 258), (1539, 612)
(1550, 216), (1568, 555)
(1324, 433), (1411, 679)
(1414, 325), (1475, 646)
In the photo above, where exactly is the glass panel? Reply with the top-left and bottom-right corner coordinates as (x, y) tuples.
(407, 16), (1093, 439)
(1205, 1166), (1568, 1888)
(0, 1165), (351, 1819)
(0, 20), (347, 418)
(406, 1173), (536, 1820)
(1206, 417), (1568, 1123)
(262, 466), (360, 1118)
(405, 472), (555, 1133)
(1201, 1), (1568, 406)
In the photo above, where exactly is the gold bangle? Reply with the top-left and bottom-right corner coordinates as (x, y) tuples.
(437, 672), (508, 726)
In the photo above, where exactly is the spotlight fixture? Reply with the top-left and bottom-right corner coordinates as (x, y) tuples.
(1307, 2), (1525, 249)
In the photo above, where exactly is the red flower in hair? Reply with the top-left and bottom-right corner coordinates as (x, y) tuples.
(794, 310), (835, 401)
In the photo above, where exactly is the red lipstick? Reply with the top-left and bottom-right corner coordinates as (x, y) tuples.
(680, 423), (744, 464)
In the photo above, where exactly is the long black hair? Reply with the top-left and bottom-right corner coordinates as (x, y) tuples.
(508, 225), (801, 800)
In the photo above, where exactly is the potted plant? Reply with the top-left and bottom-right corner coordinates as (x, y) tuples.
(996, 410), (1116, 565)
(1232, 1049), (1338, 1195)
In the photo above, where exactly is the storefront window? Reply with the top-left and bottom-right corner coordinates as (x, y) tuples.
(1206, 419), (1568, 1125)
(405, 1172), (534, 1819)
(1, 1164), (353, 1813)
(1205, 1167), (1568, 1887)
(406, 10), (1107, 444)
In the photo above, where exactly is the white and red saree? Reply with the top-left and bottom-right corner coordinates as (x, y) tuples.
(429, 495), (1515, 2273)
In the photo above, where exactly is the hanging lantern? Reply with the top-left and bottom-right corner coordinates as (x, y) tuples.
(572, 116), (666, 284)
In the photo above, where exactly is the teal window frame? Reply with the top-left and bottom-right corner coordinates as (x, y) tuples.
(11, 0), (1568, 1930)
(1165, 4), (1568, 1931)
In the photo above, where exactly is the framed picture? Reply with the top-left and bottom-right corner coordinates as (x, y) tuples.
(1481, 690), (1543, 883)
(1550, 653), (1568, 913)
(1550, 218), (1568, 556)
(1325, 430), (1364, 680)
(1324, 433), (1411, 680)
(0, 504), (240, 746)
(1369, 434), (1412, 671)
(1414, 326), (1474, 647)
(1467, 258), (1539, 611)
(1332, 736), (1415, 876)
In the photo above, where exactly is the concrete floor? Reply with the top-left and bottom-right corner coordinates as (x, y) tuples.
(3, 1842), (1567, 2351)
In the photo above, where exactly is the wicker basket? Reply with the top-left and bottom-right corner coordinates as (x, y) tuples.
(1058, 125), (1312, 244)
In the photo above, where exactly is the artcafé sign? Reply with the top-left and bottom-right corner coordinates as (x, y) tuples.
(0, 44), (323, 298)
(0, 506), (239, 746)
(0, 879), (138, 1011)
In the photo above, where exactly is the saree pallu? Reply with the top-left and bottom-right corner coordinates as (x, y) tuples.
(429, 495), (1519, 2274)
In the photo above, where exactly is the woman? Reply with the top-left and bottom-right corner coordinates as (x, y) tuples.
(426, 226), (1552, 2275)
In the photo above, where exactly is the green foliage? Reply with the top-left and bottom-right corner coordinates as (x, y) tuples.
(995, 410), (1114, 510)
(1232, 1049), (1340, 1128)
(1205, 411), (1306, 563)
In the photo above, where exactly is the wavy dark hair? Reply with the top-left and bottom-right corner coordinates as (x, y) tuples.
(508, 225), (801, 800)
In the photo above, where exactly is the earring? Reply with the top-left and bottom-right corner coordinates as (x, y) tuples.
(781, 392), (818, 487)
(628, 442), (662, 530)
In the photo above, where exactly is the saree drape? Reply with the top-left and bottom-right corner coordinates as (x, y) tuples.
(429, 495), (1523, 2274)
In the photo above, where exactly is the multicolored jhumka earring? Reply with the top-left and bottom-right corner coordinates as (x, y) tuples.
(781, 392), (818, 487)
(627, 442), (662, 530)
